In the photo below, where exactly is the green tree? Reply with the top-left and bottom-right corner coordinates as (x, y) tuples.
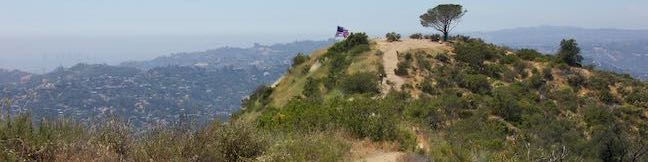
(420, 4), (467, 42)
(556, 39), (583, 66)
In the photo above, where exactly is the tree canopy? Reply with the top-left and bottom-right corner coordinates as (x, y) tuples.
(557, 39), (583, 66)
(420, 4), (467, 42)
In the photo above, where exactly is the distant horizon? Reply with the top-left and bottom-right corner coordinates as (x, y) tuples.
(2, 25), (647, 74)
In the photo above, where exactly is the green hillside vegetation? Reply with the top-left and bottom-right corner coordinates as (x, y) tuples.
(2, 33), (648, 161)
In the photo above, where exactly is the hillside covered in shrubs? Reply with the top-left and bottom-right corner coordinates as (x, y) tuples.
(2, 33), (648, 161)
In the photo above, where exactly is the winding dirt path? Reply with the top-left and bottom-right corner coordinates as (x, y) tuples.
(376, 39), (443, 94)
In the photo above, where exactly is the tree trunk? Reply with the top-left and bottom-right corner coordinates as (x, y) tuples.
(443, 32), (449, 42)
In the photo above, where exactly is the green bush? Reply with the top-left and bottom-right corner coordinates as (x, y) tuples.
(395, 61), (410, 76)
(409, 33), (423, 39)
(625, 89), (648, 107)
(550, 88), (580, 112)
(404, 100), (442, 128)
(341, 72), (380, 94)
(291, 52), (309, 67)
(597, 90), (618, 104)
(386, 32), (401, 42)
(303, 77), (322, 101)
(455, 42), (486, 67)
(241, 85), (273, 111)
(517, 49), (542, 61)
(265, 133), (349, 162)
(459, 74), (491, 94)
(211, 122), (267, 162)
(416, 52), (432, 71)
(567, 74), (585, 88)
(483, 64), (504, 79)
(337, 98), (398, 141)
(525, 75), (545, 89)
(501, 68), (516, 82)
(491, 86), (522, 123)
(447, 112), (509, 155)
(420, 78), (437, 95)
(513, 61), (528, 78)
(328, 32), (369, 54)
(500, 54), (520, 65)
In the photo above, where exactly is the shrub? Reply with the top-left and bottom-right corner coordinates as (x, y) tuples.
(341, 72), (380, 94)
(328, 32), (369, 54)
(513, 61), (528, 78)
(409, 33), (423, 39)
(597, 90), (618, 104)
(421, 78), (437, 95)
(459, 74), (491, 94)
(337, 98), (398, 141)
(453, 40), (504, 68)
(303, 77), (322, 101)
(483, 64), (504, 79)
(625, 89), (648, 107)
(542, 67), (554, 80)
(424, 34), (441, 41)
(525, 75), (545, 89)
(386, 32), (401, 42)
(395, 61), (410, 76)
(416, 52), (432, 71)
(348, 44), (371, 55)
(291, 53), (309, 67)
(216, 122), (267, 162)
(404, 100), (442, 128)
(517, 49), (542, 61)
(265, 134), (349, 161)
(501, 54), (520, 65)
(567, 74), (585, 88)
(550, 88), (580, 112)
(491, 86), (522, 123)
(435, 53), (450, 63)
(241, 85), (273, 110)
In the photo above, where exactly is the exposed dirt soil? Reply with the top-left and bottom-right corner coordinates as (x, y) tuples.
(376, 39), (445, 95)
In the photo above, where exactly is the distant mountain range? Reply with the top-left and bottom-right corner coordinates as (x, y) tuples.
(466, 26), (648, 79)
(0, 39), (335, 126)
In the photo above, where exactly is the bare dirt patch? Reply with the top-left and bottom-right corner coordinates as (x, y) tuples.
(376, 39), (447, 95)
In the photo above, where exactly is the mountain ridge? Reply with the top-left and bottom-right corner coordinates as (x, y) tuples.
(465, 26), (648, 80)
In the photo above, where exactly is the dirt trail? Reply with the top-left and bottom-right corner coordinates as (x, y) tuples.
(376, 39), (444, 94)
(356, 151), (405, 162)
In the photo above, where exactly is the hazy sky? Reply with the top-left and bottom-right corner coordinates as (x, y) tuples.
(1, 0), (647, 72)
(2, 0), (647, 36)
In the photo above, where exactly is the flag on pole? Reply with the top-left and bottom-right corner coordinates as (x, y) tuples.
(335, 26), (349, 38)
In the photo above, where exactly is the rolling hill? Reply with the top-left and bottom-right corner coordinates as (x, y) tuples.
(0, 40), (335, 127)
(237, 33), (648, 161)
(2, 33), (647, 161)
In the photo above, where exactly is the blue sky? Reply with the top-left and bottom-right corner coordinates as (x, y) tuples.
(2, 0), (647, 37)
(1, 0), (647, 73)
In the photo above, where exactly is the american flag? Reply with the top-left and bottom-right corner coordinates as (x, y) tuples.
(335, 26), (349, 38)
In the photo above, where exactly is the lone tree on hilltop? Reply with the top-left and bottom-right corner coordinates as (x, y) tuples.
(557, 39), (583, 67)
(420, 4), (466, 42)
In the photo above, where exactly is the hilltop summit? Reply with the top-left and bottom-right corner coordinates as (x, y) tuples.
(237, 33), (648, 161)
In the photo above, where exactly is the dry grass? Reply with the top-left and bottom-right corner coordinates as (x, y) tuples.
(269, 49), (328, 107)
